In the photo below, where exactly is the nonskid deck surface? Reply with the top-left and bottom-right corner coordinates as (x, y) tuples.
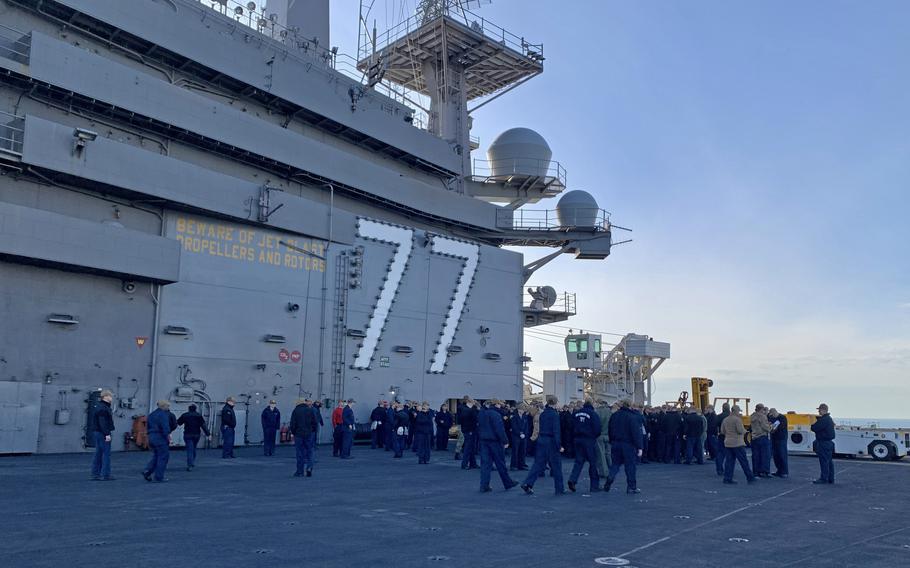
(2, 446), (908, 568)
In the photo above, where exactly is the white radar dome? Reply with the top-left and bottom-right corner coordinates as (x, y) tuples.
(487, 127), (552, 178)
(556, 190), (600, 229)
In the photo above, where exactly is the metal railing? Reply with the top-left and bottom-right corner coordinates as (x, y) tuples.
(359, 5), (543, 64)
(498, 208), (611, 232)
(0, 110), (25, 156)
(0, 22), (30, 64)
(194, 1), (425, 129)
(522, 290), (576, 315)
(472, 157), (566, 187)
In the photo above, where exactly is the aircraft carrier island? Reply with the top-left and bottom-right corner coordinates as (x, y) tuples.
(0, 0), (613, 454)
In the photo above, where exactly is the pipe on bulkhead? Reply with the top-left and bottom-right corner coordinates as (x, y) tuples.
(316, 183), (334, 402)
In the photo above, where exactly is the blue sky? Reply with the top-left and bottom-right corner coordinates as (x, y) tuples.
(331, 1), (910, 418)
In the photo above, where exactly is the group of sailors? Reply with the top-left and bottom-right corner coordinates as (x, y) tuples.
(89, 391), (837, 489)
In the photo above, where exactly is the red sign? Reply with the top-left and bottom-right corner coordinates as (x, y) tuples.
(278, 349), (290, 362)
(290, 350), (302, 363)
(136, 337), (148, 349)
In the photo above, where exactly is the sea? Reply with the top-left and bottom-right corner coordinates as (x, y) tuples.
(839, 418), (910, 429)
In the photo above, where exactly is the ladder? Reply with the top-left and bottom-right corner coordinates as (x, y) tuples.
(329, 250), (350, 404)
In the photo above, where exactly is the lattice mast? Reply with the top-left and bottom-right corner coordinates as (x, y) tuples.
(357, 0), (543, 191)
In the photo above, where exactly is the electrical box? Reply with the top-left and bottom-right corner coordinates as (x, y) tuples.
(543, 370), (584, 404)
(175, 387), (194, 401)
(54, 409), (71, 425)
(119, 397), (137, 410)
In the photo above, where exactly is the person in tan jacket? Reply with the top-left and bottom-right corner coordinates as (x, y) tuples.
(750, 404), (772, 478)
(720, 405), (757, 485)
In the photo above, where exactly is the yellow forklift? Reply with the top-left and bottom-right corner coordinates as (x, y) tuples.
(668, 377), (752, 423)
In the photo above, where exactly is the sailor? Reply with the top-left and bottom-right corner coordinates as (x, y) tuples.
(560, 405), (575, 459)
(645, 406), (660, 462)
(720, 405), (757, 484)
(312, 400), (324, 461)
(370, 400), (386, 449)
(261, 399), (281, 457)
(750, 404), (772, 478)
(458, 397), (479, 469)
(143, 400), (176, 482)
(663, 406), (683, 464)
(633, 404), (648, 464)
(768, 408), (789, 478)
(703, 405), (719, 460)
(385, 401), (396, 451)
(177, 403), (211, 470)
(567, 398), (602, 493)
(434, 404), (453, 451)
(526, 403), (540, 458)
(478, 400), (518, 492)
(290, 398), (317, 477)
(683, 407), (705, 465)
(414, 402), (434, 464)
(520, 395), (565, 495)
(408, 401), (418, 451)
(603, 400), (643, 494)
(331, 401), (344, 457)
(340, 399), (356, 459)
(220, 396), (237, 459)
(90, 390), (116, 481)
(810, 403), (836, 484)
(715, 403), (731, 476)
(392, 402), (409, 458)
(653, 405), (666, 463)
(453, 400), (465, 461)
(594, 400), (612, 481)
(501, 402), (513, 444)
(509, 404), (530, 471)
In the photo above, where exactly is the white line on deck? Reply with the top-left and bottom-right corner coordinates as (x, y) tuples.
(617, 465), (864, 560)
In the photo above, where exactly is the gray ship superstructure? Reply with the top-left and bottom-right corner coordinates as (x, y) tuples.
(0, 0), (614, 454)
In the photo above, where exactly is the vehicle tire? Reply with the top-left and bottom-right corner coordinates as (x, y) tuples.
(868, 441), (894, 461)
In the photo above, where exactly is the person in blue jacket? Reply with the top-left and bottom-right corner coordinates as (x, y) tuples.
(392, 402), (409, 458)
(143, 400), (176, 482)
(370, 401), (387, 449)
(604, 400), (644, 494)
(90, 390), (116, 481)
(289, 398), (317, 477)
(385, 402), (396, 452)
(521, 395), (565, 495)
(221, 396), (237, 459)
(177, 403), (211, 470)
(478, 399), (518, 492)
(434, 404), (453, 451)
(811, 403), (836, 484)
(768, 408), (789, 478)
(567, 398), (602, 493)
(261, 399), (281, 456)
(414, 402), (434, 464)
(509, 404), (529, 471)
(340, 399), (356, 459)
(458, 398), (480, 469)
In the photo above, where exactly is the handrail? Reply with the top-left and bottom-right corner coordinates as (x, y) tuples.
(0, 22), (30, 64)
(0, 109), (25, 156)
(522, 290), (576, 315)
(499, 207), (611, 232)
(360, 6), (543, 63)
(473, 157), (566, 186)
(192, 1), (426, 129)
